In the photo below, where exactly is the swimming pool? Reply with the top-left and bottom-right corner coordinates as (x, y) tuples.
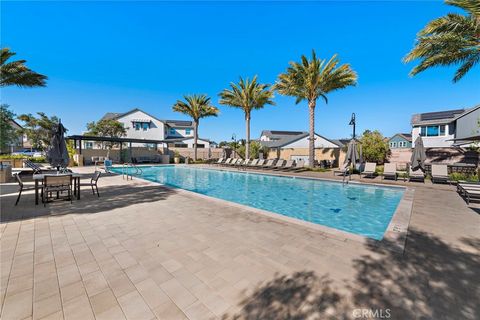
(112, 165), (404, 240)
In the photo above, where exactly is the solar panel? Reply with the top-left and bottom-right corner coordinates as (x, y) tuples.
(270, 131), (304, 135)
(420, 109), (464, 121)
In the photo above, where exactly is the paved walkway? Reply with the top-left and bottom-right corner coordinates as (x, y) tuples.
(1, 166), (479, 320)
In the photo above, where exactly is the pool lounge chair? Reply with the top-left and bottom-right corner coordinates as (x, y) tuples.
(457, 182), (480, 204)
(214, 158), (225, 166)
(24, 159), (48, 174)
(222, 158), (235, 166)
(408, 167), (425, 182)
(287, 160), (307, 172)
(382, 163), (397, 180)
(251, 159), (265, 169)
(431, 164), (450, 184)
(220, 158), (232, 166)
(276, 160), (294, 171)
(247, 159), (259, 168)
(333, 163), (349, 176)
(267, 159), (285, 170)
(228, 159), (240, 166)
(261, 159), (276, 169)
(360, 162), (377, 178)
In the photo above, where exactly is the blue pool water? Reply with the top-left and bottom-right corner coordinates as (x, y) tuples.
(112, 166), (404, 239)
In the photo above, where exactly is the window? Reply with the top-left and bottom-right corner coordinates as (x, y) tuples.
(390, 142), (397, 148)
(142, 123), (149, 131)
(135, 123), (141, 131)
(399, 141), (406, 148)
(419, 125), (447, 137)
(185, 128), (191, 135)
(170, 128), (176, 135)
(174, 143), (188, 148)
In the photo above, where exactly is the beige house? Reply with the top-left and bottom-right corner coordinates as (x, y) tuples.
(259, 130), (345, 166)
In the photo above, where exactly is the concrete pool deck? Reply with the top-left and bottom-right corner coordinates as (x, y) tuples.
(1, 165), (479, 319)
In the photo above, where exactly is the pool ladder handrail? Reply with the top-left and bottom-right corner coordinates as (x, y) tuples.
(122, 163), (143, 180)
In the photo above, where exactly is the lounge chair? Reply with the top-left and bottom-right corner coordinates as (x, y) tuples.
(382, 163), (397, 180)
(333, 163), (349, 176)
(360, 162), (377, 178)
(214, 158), (225, 166)
(408, 167), (425, 182)
(221, 158), (233, 166)
(431, 164), (450, 184)
(267, 159), (285, 171)
(286, 160), (307, 172)
(228, 159), (239, 166)
(252, 159), (265, 169)
(23, 159), (44, 174)
(247, 159), (259, 168)
(261, 159), (276, 169)
(276, 160), (294, 171)
(457, 182), (480, 204)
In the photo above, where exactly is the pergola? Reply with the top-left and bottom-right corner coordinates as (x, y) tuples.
(66, 135), (174, 161)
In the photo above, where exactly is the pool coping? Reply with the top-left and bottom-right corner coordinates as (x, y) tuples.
(112, 164), (414, 254)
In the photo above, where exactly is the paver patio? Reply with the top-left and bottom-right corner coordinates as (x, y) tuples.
(1, 166), (479, 320)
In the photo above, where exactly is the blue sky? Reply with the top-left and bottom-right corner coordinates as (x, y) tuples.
(2, 1), (479, 142)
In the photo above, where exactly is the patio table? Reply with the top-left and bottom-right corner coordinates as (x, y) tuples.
(33, 173), (82, 205)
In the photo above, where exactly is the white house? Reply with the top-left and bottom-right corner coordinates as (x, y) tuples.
(259, 130), (342, 165)
(85, 108), (211, 149)
(411, 105), (480, 148)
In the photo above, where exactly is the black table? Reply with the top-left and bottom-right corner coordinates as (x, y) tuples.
(32, 173), (82, 205)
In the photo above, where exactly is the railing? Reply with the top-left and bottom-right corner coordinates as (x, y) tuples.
(122, 163), (143, 180)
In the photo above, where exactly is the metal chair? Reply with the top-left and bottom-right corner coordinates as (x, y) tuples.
(43, 174), (73, 206)
(81, 171), (101, 197)
(14, 173), (40, 206)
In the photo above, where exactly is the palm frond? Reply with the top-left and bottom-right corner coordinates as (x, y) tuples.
(0, 48), (47, 87)
(172, 94), (219, 121)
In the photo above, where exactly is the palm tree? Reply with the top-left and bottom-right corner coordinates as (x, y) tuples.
(404, 0), (479, 82)
(275, 50), (357, 167)
(1, 48), (47, 87)
(219, 76), (275, 160)
(172, 94), (219, 161)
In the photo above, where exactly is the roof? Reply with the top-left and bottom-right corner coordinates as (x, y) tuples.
(411, 108), (466, 126)
(259, 130), (341, 148)
(99, 108), (192, 127)
(389, 133), (412, 142)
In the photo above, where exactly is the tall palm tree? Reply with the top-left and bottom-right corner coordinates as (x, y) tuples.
(172, 94), (219, 161)
(275, 50), (357, 167)
(404, 0), (479, 82)
(1, 48), (47, 87)
(219, 76), (275, 160)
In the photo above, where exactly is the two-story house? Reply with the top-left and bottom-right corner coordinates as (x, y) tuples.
(388, 133), (412, 149)
(411, 105), (480, 148)
(87, 108), (211, 149)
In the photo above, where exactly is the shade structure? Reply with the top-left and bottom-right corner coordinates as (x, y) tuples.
(344, 139), (360, 165)
(47, 121), (70, 169)
(410, 136), (426, 171)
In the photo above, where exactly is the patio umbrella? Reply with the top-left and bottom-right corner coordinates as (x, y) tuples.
(410, 136), (426, 171)
(344, 139), (360, 165)
(47, 120), (70, 170)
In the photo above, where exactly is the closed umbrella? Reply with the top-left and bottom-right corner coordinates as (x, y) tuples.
(410, 136), (426, 171)
(344, 139), (359, 165)
(47, 120), (70, 171)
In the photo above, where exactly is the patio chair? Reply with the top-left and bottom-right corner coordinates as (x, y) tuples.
(382, 163), (397, 180)
(214, 158), (225, 166)
(360, 162), (377, 178)
(287, 160), (307, 172)
(228, 159), (239, 166)
(431, 164), (450, 184)
(252, 159), (266, 168)
(247, 159), (259, 168)
(80, 171), (101, 197)
(14, 173), (41, 206)
(333, 163), (349, 176)
(23, 159), (44, 174)
(221, 158), (233, 166)
(276, 160), (294, 171)
(408, 167), (425, 183)
(457, 183), (480, 204)
(42, 174), (73, 206)
(267, 159), (285, 171)
(261, 159), (276, 169)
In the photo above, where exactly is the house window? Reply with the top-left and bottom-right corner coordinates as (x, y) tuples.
(185, 128), (191, 135)
(135, 123), (141, 131)
(174, 143), (188, 148)
(390, 142), (397, 148)
(142, 123), (149, 131)
(419, 125), (446, 137)
(399, 141), (406, 147)
(170, 128), (176, 135)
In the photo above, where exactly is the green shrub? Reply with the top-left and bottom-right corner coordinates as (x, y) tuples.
(449, 172), (479, 182)
(0, 155), (46, 163)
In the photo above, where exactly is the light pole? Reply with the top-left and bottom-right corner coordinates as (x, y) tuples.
(349, 113), (356, 139)
(231, 133), (237, 158)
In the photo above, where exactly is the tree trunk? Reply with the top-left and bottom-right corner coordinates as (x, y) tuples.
(193, 120), (199, 161)
(245, 112), (251, 160)
(308, 100), (316, 168)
